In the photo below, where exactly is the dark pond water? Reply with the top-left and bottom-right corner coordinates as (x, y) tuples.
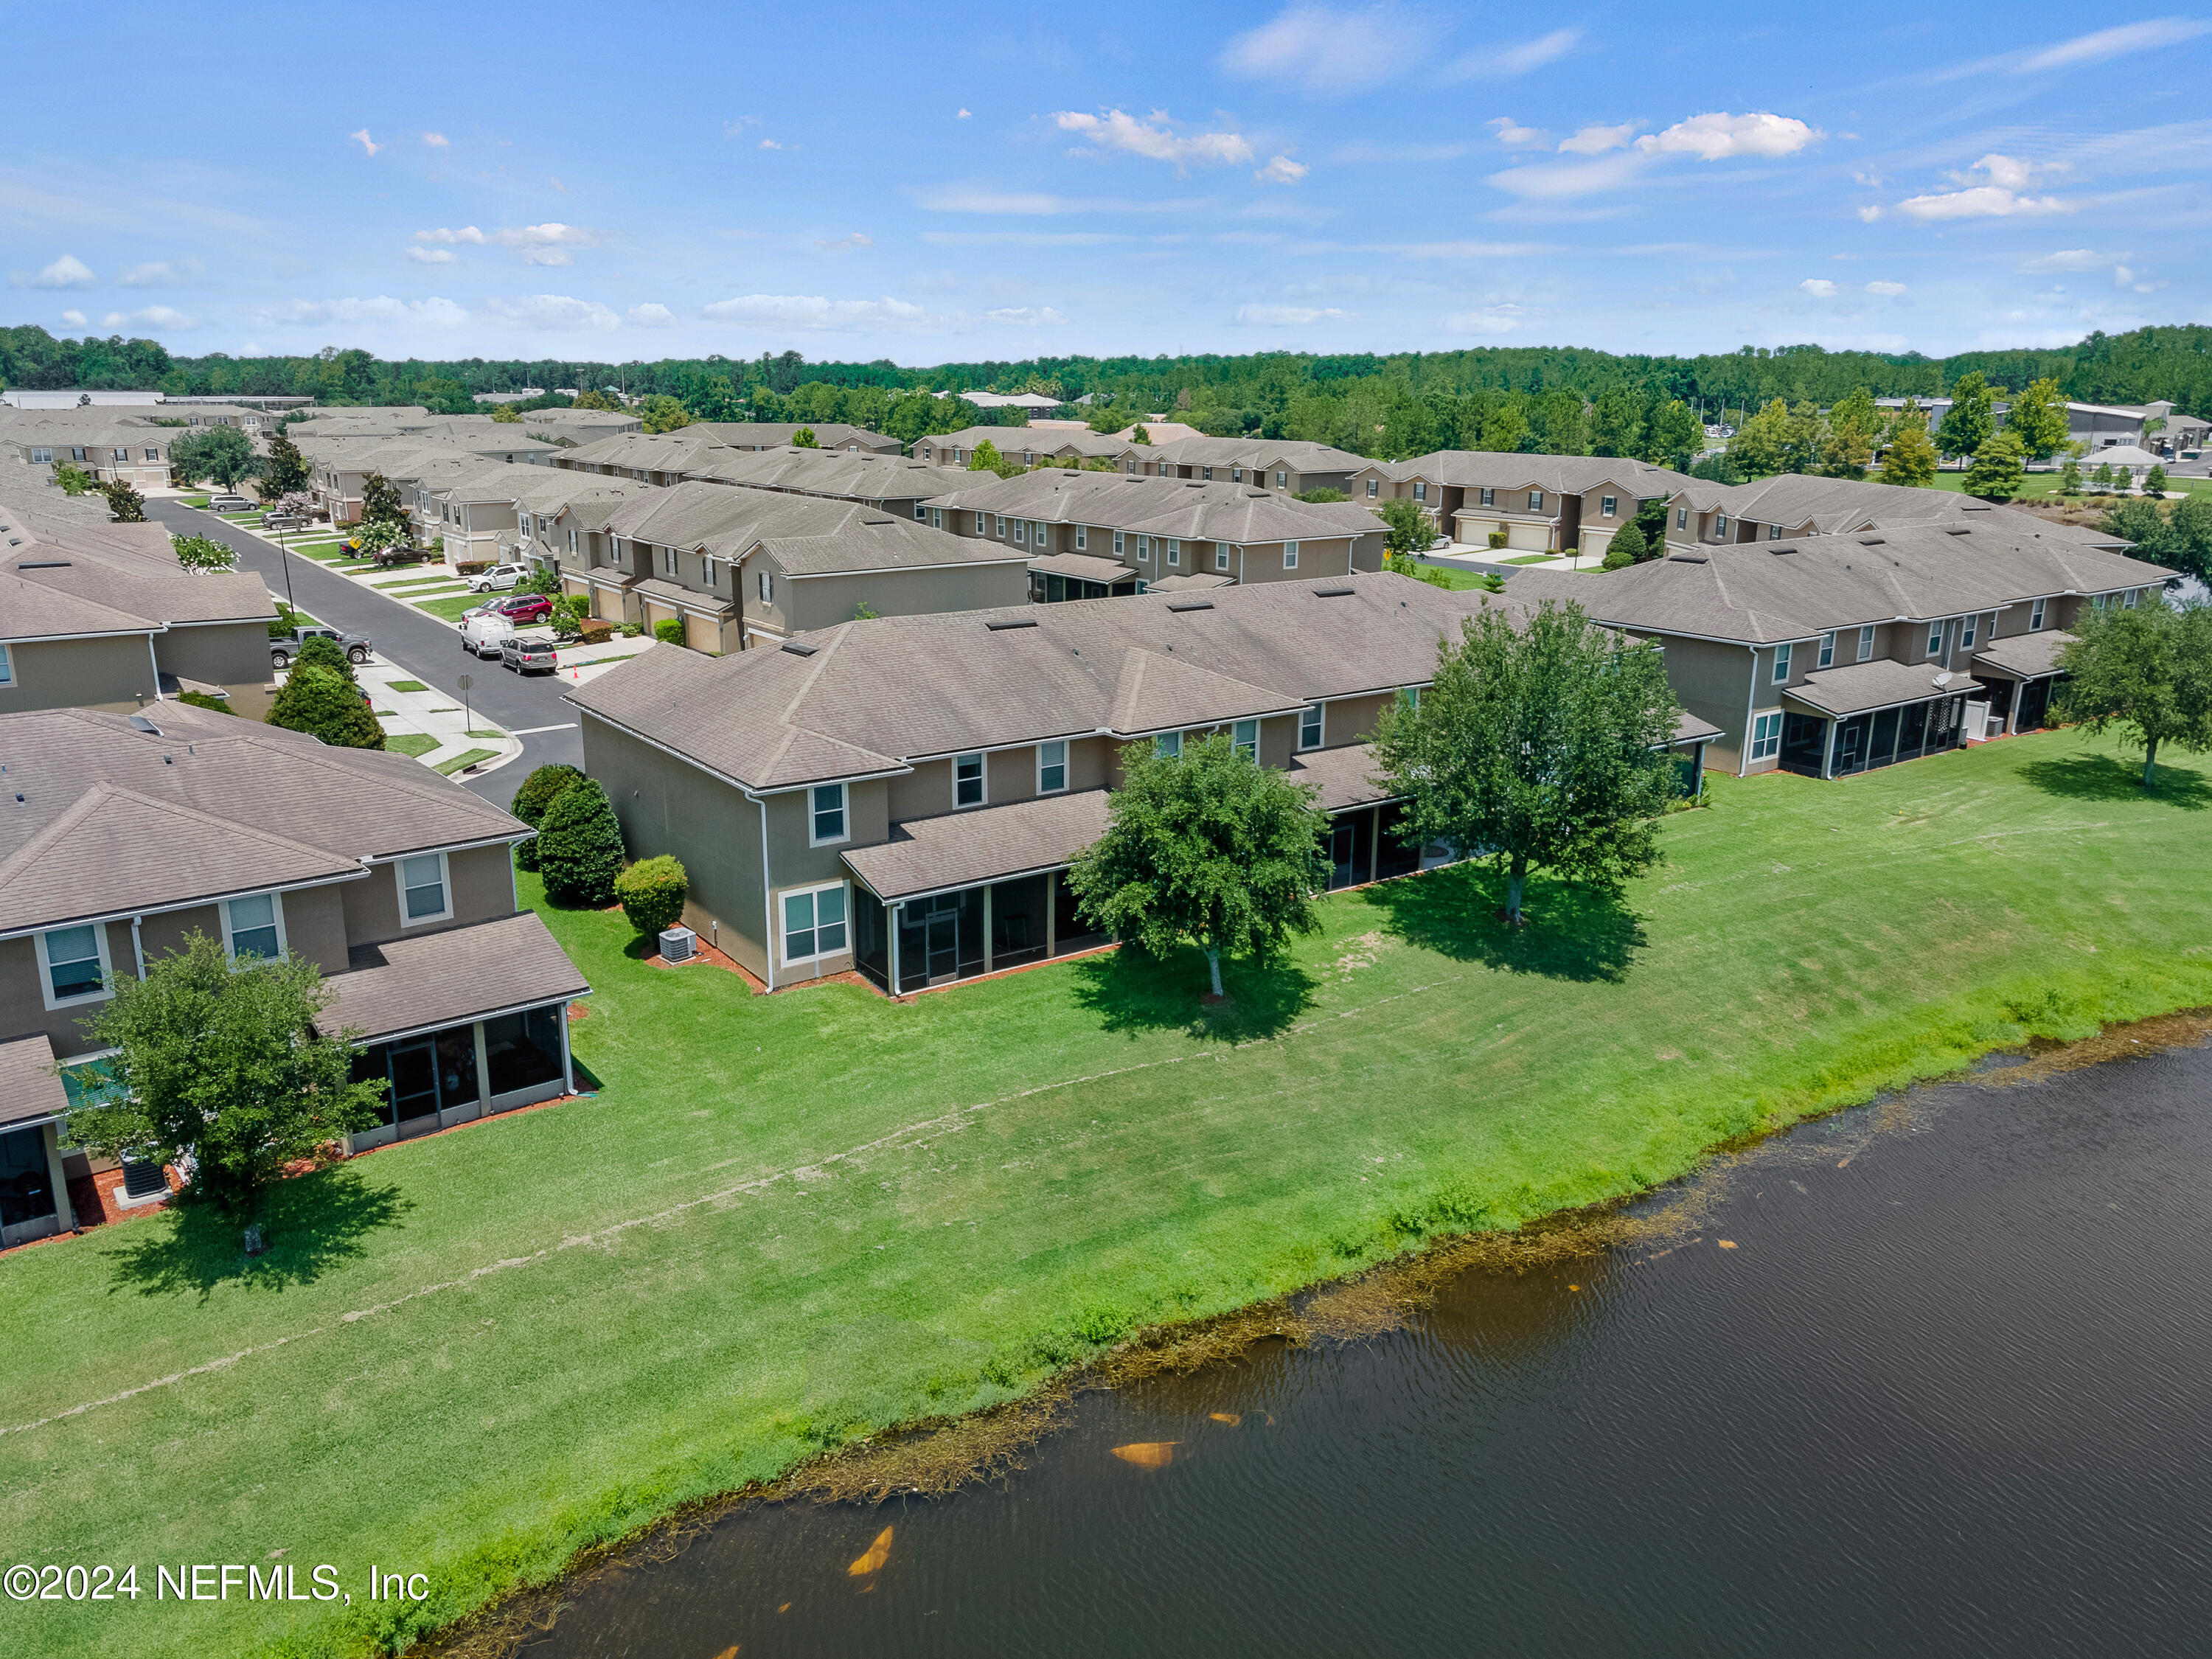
(524, 1040), (2212, 1659)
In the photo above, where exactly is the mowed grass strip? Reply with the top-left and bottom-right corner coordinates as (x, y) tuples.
(4, 729), (2211, 1659)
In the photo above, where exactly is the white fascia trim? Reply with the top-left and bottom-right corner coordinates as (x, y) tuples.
(571, 704), (911, 796)
(902, 731), (1102, 765)
(0, 867), (372, 943)
(1, 627), (161, 647)
(340, 990), (589, 1050)
(361, 832), (532, 865)
(782, 555), (1031, 579)
(847, 855), (1083, 908)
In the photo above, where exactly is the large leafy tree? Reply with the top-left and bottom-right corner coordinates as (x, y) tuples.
(1961, 429), (2026, 501)
(1881, 416), (1940, 487)
(66, 933), (386, 1225)
(1726, 397), (1793, 477)
(2056, 597), (2212, 789)
(1067, 734), (1328, 998)
(267, 664), (384, 748)
(169, 424), (257, 490)
(537, 776), (626, 905)
(639, 393), (692, 434)
(1937, 370), (1996, 459)
(1379, 497), (1435, 557)
(257, 428), (312, 499)
(1643, 398), (1704, 470)
(2005, 375), (2072, 460)
(358, 470), (406, 532)
(1374, 599), (1681, 924)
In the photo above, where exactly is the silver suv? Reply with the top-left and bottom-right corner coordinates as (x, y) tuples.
(498, 633), (560, 675)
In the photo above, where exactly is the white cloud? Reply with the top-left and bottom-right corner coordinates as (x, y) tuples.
(266, 296), (471, 327)
(1256, 154), (1310, 185)
(1054, 108), (1254, 169)
(118, 260), (201, 288)
(1220, 4), (1426, 94)
(983, 306), (1070, 326)
(1857, 205), (1882, 223)
(1865, 280), (1908, 296)
(759, 138), (783, 150)
(348, 128), (379, 157)
(1487, 116), (1544, 147)
(1445, 304), (1530, 333)
(422, 132), (450, 148)
(1896, 154), (2070, 220)
(59, 309), (86, 327)
(956, 108), (973, 119)
(549, 176), (568, 193)
(815, 232), (875, 249)
(700, 293), (942, 332)
(479, 294), (622, 331)
(2020, 248), (2127, 272)
(627, 303), (676, 327)
(2018, 18), (2212, 71)
(1486, 152), (1647, 199)
(13, 254), (95, 289)
(521, 247), (574, 266)
(1559, 123), (1635, 155)
(102, 305), (198, 330)
(1447, 27), (1582, 77)
(406, 247), (457, 264)
(415, 226), (490, 245)
(723, 116), (761, 137)
(1235, 304), (1352, 324)
(1634, 111), (1823, 160)
(414, 223), (602, 260)
(1799, 278), (1838, 297)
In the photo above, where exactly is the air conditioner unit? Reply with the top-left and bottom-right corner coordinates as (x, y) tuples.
(659, 925), (698, 964)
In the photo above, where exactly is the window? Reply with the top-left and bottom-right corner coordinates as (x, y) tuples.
(224, 892), (285, 961)
(1528, 490), (1545, 511)
(1857, 625), (1876, 661)
(1961, 613), (1977, 648)
(0, 643), (11, 686)
(1480, 487), (1495, 507)
(1282, 540), (1299, 569)
(1366, 477), (1379, 497)
(931, 508), (945, 530)
(1298, 703), (1324, 751)
(1413, 481), (1427, 502)
(1155, 731), (1182, 759)
(1075, 524), (1087, 550)
(758, 569), (773, 603)
(398, 853), (451, 925)
(1773, 642), (1792, 684)
(1037, 740), (1068, 793)
(1927, 620), (1946, 658)
(1137, 535), (1151, 563)
(662, 546), (678, 577)
(1215, 544), (1230, 571)
(782, 883), (849, 966)
(810, 783), (847, 844)
(1231, 719), (1258, 759)
(145, 448), (159, 461)
(70, 447), (86, 462)
(1203, 466), (1214, 481)
(954, 752), (985, 807)
(568, 528), (578, 553)
(1276, 470), (1288, 488)
(29, 447), (51, 463)
(1032, 521), (1047, 547)
(36, 924), (110, 1008)
(1601, 495), (1618, 518)
(111, 448), (127, 462)
(1677, 506), (1688, 530)
(1113, 530), (1124, 558)
(1750, 712), (1783, 762)
(1127, 459), (1137, 473)
(2031, 596), (2047, 630)
(1012, 520), (1026, 545)
(994, 515), (1006, 538)
(1714, 513), (1728, 535)
(1166, 538), (1180, 567)
(2125, 588), (2139, 609)
(699, 555), (717, 588)
(975, 511), (987, 534)
(1768, 523), (1784, 541)
(1818, 631), (1836, 669)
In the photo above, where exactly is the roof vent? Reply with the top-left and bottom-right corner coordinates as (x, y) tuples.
(1667, 554), (1707, 564)
(129, 714), (163, 735)
(862, 517), (893, 526)
(1858, 536), (1885, 546)
(780, 641), (818, 656)
(1945, 526), (1972, 535)
(1166, 599), (1214, 612)
(1312, 585), (1355, 597)
(986, 616), (1039, 630)
(17, 558), (70, 568)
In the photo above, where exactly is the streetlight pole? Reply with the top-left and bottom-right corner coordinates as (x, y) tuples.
(276, 521), (297, 616)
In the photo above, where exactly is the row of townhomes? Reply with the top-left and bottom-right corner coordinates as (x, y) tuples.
(566, 578), (1719, 996)
(1360, 452), (1692, 558)
(0, 703), (588, 1247)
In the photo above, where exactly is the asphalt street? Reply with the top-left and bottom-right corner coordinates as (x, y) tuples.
(150, 499), (581, 809)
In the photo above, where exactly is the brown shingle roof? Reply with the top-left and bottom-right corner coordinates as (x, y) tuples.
(0, 1033), (67, 1131)
(1784, 659), (1984, 717)
(317, 912), (589, 1042)
(842, 790), (1114, 901)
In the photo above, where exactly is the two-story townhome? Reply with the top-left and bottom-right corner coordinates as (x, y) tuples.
(686, 447), (950, 518)
(0, 703), (590, 1247)
(549, 431), (740, 487)
(4, 423), (176, 493)
(916, 470), (1388, 598)
(566, 576), (1719, 996)
(3, 492), (279, 717)
(296, 434), (556, 523)
(1654, 474), (2126, 552)
(589, 481), (1032, 652)
(682, 422), (900, 455)
(911, 427), (1134, 469)
(418, 466), (650, 569)
(1349, 452), (1692, 558)
(1137, 437), (1369, 497)
(1510, 521), (2175, 779)
(518, 407), (644, 446)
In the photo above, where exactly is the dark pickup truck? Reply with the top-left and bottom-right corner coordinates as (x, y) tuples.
(270, 626), (373, 669)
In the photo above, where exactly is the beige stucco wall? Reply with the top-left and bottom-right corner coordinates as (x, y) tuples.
(337, 843), (514, 946)
(0, 920), (134, 1055)
(782, 560), (1030, 632)
(0, 633), (157, 714)
(155, 620), (276, 714)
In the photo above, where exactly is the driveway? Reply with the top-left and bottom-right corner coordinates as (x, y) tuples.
(147, 500), (581, 809)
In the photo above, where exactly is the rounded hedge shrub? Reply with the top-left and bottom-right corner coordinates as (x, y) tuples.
(510, 763), (584, 872)
(1486, 529), (1509, 550)
(536, 777), (625, 907)
(614, 855), (689, 939)
(654, 617), (686, 647)
(290, 634), (354, 681)
(266, 665), (383, 749)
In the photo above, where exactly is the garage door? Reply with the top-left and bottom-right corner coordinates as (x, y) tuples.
(1506, 519), (1551, 552)
(684, 611), (723, 654)
(563, 578), (590, 602)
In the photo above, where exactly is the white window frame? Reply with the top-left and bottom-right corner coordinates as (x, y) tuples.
(1676, 505), (1688, 529)
(1481, 487), (1496, 507)
(1857, 624), (1876, 661)
(994, 515), (1006, 538)
(780, 880), (850, 968)
(1961, 613), (1978, 648)
(1282, 540), (1298, 570)
(1750, 712), (1783, 762)
(1137, 535), (1151, 564)
(35, 923), (114, 1011)
(1413, 481), (1427, 502)
(1113, 530), (1124, 558)
(1203, 466), (1215, 481)
(1298, 702), (1324, 751)
(953, 751), (986, 809)
(1037, 739), (1068, 793)
(809, 782), (848, 846)
(1032, 520), (1047, 547)
(1074, 524), (1087, 551)
(1012, 520), (1027, 546)
(1927, 619), (1946, 658)
(1231, 718), (1259, 759)
(1154, 731), (1182, 759)
(1601, 495), (1618, 518)
(914, 501), (928, 521)
(932, 507), (945, 530)
(1772, 642), (1791, 684)
(702, 555), (718, 588)
(2125, 588), (2139, 609)
(223, 891), (289, 964)
(396, 852), (453, 928)
(1366, 477), (1379, 497)
(1818, 631), (1835, 669)
(758, 568), (773, 604)
(0, 642), (13, 686)
(662, 546), (678, 577)
(1528, 490), (1545, 511)
(1714, 513), (1728, 535)
(975, 511), (987, 534)
(1166, 538), (1180, 567)
(1276, 469), (1288, 488)
(2030, 596), (2047, 630)
(1215, 544), (1230, 571)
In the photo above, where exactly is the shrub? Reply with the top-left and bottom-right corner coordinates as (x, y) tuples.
(1487, 529), (1509, 550)
(614, 855), (689, 938)
(2144, 464), (2169, 497)
(654, 617), (686, 647)
(268, 603), (303, 641)
(265, 665), (383, 749)
(453, 560), (491, 577)
(510, 763), (583, 872)
(580, 621), (616, 645)
(518, 568), (563, 596)
(621, 621), (643, 639)
(290, 634), (354, 681)
(1601, 524), (1647, 570)
(536, 778), (625, 906)
(549, 594), (590, 641)
(177, 690), (239, 715)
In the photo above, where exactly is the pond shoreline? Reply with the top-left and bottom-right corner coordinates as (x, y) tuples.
(424, 1004), (2212, 1659)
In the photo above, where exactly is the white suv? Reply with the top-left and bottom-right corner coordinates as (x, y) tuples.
(459, 612), (517, 659)
(467, 563), (530, 593)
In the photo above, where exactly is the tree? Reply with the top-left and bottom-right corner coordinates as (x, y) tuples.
(1630, 495), (1672, 552)
(1479, 402), (1529, 453)
(2006, 376), (2071, 461)
(1130, 423), (1152, 446)
(358, 471), (405, 535)
(353, 517), (407, 561)
(1726, 397), (1792, 477)
(170, 533), (236, 572)
(1819, 388), (1877, 479)
(1644, 398), (1704, 470)
(1372, 599), (1680, 925)
(511, 762), (584, 872)
(53, 461), (95, 495)
(2056, 597), (2212, 789)
(791, 425), (818, 448)
(2143, 464), (2169, 497)
(537, 776), (626, 905)
(2093, 462), (2115, 489)
(1881, 417), (1939, 487)
(257, 429), (312, 500)
(291, 634), (355, 681)
(1961, 430), (2025, 501)
(1601, 522), (1648, 569)
(2060, 459), (2083, 495)
(1293, 487), (1348, 502)
(266, 664), (384, 748)
(1589, 387), (1644, 458)
(1937, 370), (1994, 459)
(102, 479), (146, 521)
(1065, 734), (1327, 999)
(615, 854), (689, 937)
(169, 424), (257, 490)
(2168, 498), (2212, 582)
(1379, 497), (1434, 557)
(65, 933), (386, 1228)
(489, 403), (521, 423)
(639, 394), (692, 434)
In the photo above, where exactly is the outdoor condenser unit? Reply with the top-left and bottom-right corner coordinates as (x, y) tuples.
(659, 925), (698, 963)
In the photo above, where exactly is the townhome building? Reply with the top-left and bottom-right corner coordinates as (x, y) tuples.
(418, 466), (651, 569)
(911, 427), (1133, 468)
(680, 422), (900, 455)
(1351, 452), (1692, 557)
(1510, 521), (2174, 779)
(550, 430), (736, 487)
(296, 434), (555, 524)
(518, 407), (644, 446)
(917, 470), (1388, 599)
(1656, 473), (2131, 552)
(2, 492), (279, 716)
(3, 423), (177, 492)
(0, 703), (589, 1247)
(1137, 437), (1369, 497)
(686, 448), (950, 518)
(566, 576), (1715, 997)
(578, 481), (1031, 651)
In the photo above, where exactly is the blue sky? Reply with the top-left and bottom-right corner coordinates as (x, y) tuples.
(6, 4), (2208, 365)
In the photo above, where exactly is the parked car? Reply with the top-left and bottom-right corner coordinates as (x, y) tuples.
(271, 626), (372, 669)
(459, 613), (517, 659)
(468, 563), (531, 594)
(463, 592), (554, 626)
(499, 633), (560, 675)
(208, 494), (252, 512)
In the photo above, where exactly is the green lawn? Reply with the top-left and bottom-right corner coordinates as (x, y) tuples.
(7, 729), (2212, 1659)
(412, 594), (484, 622)
(383, 732), (441, 759)
(433, 746), (501, 774)
(385, 680), (429, 693)
(1900, 470), (2212, 504)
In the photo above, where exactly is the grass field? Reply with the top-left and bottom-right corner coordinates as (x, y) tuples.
(412, 594), (483, 622)
(5, 728), (2211, 1659)
(1887, 470), (2212, 504)
(382, 733), (441, 759)
(433, 746), (501, 774)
